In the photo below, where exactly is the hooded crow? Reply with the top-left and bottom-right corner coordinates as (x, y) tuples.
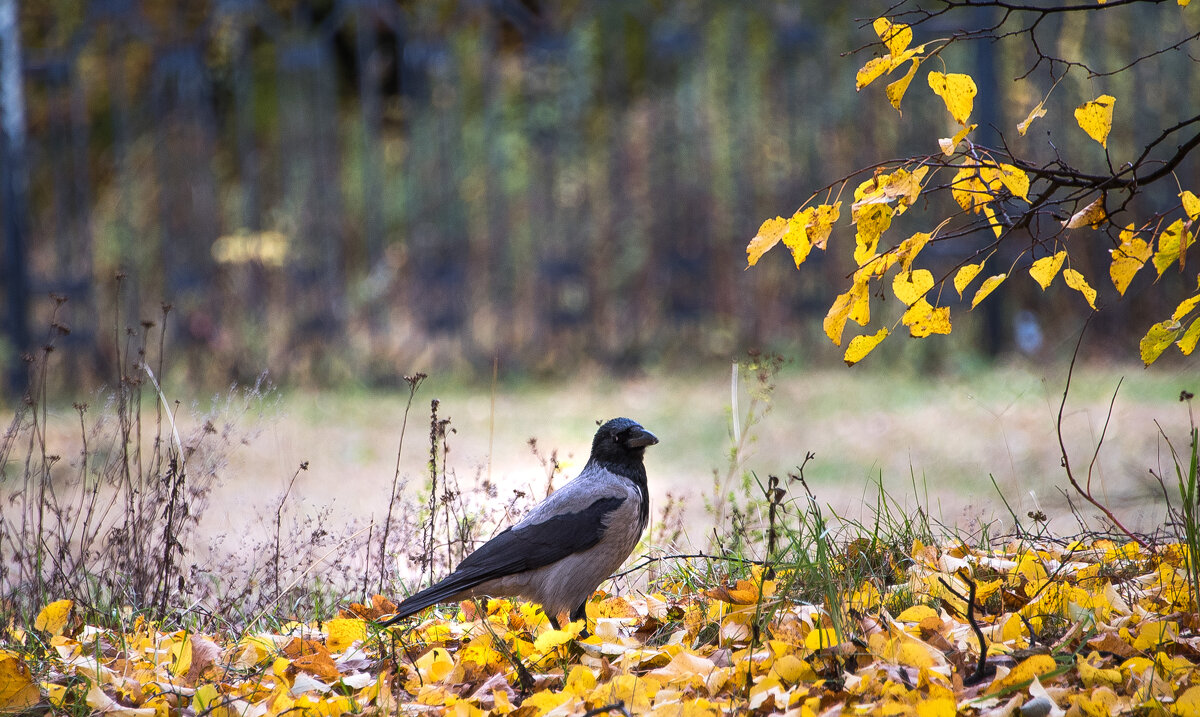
(379, 417), (658, 629)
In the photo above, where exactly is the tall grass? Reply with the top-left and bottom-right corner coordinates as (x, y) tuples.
(0, 293), (424, 631)
(1165, 393), (1200, 616)
(0, 299), (206, 625)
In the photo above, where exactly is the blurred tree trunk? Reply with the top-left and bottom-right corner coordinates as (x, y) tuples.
(0, 0), (30, 393)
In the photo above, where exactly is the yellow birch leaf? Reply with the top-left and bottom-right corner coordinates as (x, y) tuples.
(916, 698), (958, 717)
(857, 56), (891, 90)
(980, 162), (1031, 202)
(523, 690), (574, 713)
(1001, 613), (1028, 642)
(1064, 195), (1107, 229)
(951, 166), (988, 212)
(1109, 225), (1151, 295)
(896, 230), (932, 272)
(874, 17), (913, 58)
(415, 647), (455, 683)
(853, 167), (927, 213)
(1132, 621), (1178, 651)
(927, 71), (977, 125)
(1173, 294), (1200, 321)
(1153, 219), (1195, 276)
(886, 58), (920, 112)
(1178, 317), (1200, 355)
(1029, 251), (1066, 289)
(982, 204), (1003, 238)
(590, 674), (659, 714)
(770, 654), (816, 685)
(1018, 99), (1048, 136)
(783, 207), (815, 267)
(954, 263), (984, 297)
(192, 684), (221, 714)
(1078, 653), (1123, 689)
(805, 627), (842, 651)
(824, 290), (855, 346)
(903, 299), (952, 338)
(939, 123), (977, 156)
(850, 280), (871, 326)
(170, 634), (193, 678)
(808, 202), (841, 249)
(895, 165), (929, 211)
(896, 605), (938, 622)
(1178, 687), (1200, 717)
(1182, 190), (1200, 221)
(564, 664), (597, 697)
(894, 640), (937, 669)
(34, 599), (73, 636)
(534, 627), (576, 653)
(746, 216), (788, 267)
(1182, 0), (1192, 6)
(1140, 320), (1181, 365)
(844, 328), (889, 366)
(858, 255), (897, 281)
(0, 651), (39, 712)
(325, 618), (367, 653)
(972, 273), (1007, 308)
(1074, 94), (1116, 149)
(43, 684), (67, 709)
(86, 683), (157, 717)
(854, 204), (893, 266)
(826, 278), (872, 346)
(989, 654), (1058, 694)
(1063, 268), (1098, 310)
(892, 269), (935, 306)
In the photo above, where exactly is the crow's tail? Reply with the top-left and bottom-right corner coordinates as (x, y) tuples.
(376, 570), (489, 627)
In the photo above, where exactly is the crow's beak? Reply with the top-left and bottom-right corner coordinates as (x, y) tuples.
(625, 427), (659, 448)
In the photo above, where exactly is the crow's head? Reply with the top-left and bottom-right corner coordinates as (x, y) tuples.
(590, 417), (658, 467)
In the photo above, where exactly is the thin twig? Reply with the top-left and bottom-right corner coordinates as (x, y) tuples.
(939, 572), (990, 686)
(379, 373), (425, 595)
(1056, 320), (1148, 547)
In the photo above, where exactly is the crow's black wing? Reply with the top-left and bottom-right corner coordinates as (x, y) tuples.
(384, 495), (623, 624)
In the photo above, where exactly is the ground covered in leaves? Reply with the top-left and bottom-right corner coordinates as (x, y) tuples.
(6, 537), (1200, 716)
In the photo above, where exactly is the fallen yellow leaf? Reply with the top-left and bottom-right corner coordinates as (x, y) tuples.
(0, 651), (40, 712)
(34, 599), (73, 637)
(325, 618), (367, 653)
(988, 654), (1058, 694)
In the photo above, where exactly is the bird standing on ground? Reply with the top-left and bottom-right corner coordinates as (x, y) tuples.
(379, 417), (658, 629)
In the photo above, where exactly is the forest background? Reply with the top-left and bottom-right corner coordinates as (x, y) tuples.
(1, 0), (1198, 614)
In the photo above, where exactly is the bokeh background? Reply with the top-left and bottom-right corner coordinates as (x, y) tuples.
(3, 0), (1198, 394)
(2, 1), (1199, 552)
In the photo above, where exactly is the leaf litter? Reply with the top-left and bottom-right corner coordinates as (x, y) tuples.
(10, 537), (1200, 716)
